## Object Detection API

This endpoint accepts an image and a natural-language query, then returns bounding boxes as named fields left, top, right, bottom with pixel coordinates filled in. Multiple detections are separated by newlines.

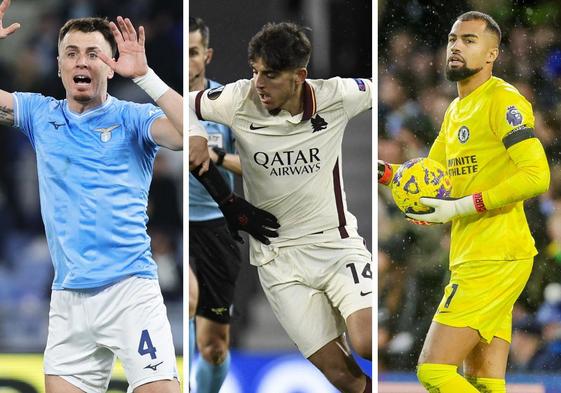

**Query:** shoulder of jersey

left=207, top=79, right=253, bottom=103
left=306, top=77, right=343, bottom=106
left=307, top=77, right=337, bottom=93
left=227, top=79, right=252, bottom=94
left=490, top=77, right=525, bottom=100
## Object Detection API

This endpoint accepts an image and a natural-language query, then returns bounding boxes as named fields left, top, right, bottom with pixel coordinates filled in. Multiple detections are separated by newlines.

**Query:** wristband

left=379, top=162, right=393, bottom=185
left=473, top=192, right=487, bottom=213
left=133, top=68, right=170, bottom=101
left=213, top=146, right=226, bottom=166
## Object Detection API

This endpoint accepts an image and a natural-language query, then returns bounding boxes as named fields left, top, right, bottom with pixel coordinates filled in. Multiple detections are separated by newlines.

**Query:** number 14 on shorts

left=346, top=262, right=372, bottom=296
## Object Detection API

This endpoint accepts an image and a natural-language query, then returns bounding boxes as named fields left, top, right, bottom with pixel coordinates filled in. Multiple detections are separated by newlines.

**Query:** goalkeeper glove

left=405, top=193, right=486, bottom=224
left=191, top=161, right=280, bottom=244
left=218, top=193, right=280, bottom=245
left=378, top=160, right=393, bottom=186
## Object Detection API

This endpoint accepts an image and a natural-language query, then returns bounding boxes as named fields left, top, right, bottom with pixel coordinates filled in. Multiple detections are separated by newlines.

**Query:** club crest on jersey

left=95, top=125, right=119, bottom=142
left=207, top=86, right=224, bottom=100
left=311, top=114, right=328, bottom=132
left=458, top=126, right=470, bottom=144
left=506, top=105, right=523, bottom=126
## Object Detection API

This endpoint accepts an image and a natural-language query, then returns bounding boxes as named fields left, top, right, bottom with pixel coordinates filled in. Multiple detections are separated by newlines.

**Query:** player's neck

left=190, top=76, right=207, bottom=92
left=280, top=83, right=304, bottom=116
left=67, top=94, right=107, bottom=114
left=456, top=69, right=492, bottom=99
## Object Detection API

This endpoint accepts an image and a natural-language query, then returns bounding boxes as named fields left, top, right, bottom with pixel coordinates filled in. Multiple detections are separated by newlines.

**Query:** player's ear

left=486, top=47, right=498, bottom=64
left=107, top=60, right=115, bottom=79
left=295, top=67, right=307, bottom=85
left=57, top=56, right=61, bottom=78
left=205, top=48, right=214, bottom=65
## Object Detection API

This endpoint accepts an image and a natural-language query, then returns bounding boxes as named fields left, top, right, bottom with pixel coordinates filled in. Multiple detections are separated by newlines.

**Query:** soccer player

left=0, top=1, right=183, bottom=391
left=190, top=22, right=372, bottom=393
left=188, top=16, right=243, bottom=393
left=378, top=11, right=550, bottom=392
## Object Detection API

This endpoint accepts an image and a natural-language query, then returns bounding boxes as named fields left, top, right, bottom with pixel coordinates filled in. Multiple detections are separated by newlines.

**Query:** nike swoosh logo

left=144, top=361, right=164, bottom=371
left=437, top=310, right=451, bottom=314
left=360, top=291, right=372, bottom=296
left=249, top=123, right=268, bottom=130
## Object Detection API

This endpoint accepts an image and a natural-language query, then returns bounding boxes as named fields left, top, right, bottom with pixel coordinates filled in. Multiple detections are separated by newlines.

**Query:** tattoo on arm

left=0, top=105, right=14, bottom=126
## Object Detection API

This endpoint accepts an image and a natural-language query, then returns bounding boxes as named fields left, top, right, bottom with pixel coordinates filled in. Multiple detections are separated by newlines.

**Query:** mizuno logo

left=250, top=123, right=268, bottom=130
left=144, top=361, right=163, bottom=371
left=49, top=121, right=65, bottom=130
left=360, top=291, right=372, bottom=296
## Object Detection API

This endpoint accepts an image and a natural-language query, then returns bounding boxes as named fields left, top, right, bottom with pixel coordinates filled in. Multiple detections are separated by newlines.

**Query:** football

left=390, top=157, right=452, bottom=214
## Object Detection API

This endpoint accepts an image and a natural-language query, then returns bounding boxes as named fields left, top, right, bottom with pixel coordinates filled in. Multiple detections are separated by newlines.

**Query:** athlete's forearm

left=0, top=1, right=18, bottom=126
left=220, top=154, right=242, bottom=176
left=156, top=88, right=183, bottom=136
left=0, top=90, right=14, bottom=126
left=132, top=68, right=182, bottom=138
left=191, top=160, right=232, bottom=203
left=483, top=138, right=550, bottom=209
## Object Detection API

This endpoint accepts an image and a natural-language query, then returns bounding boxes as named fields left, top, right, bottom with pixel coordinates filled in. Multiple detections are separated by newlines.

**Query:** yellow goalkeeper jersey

left=428, top=76, right=549, bottom=267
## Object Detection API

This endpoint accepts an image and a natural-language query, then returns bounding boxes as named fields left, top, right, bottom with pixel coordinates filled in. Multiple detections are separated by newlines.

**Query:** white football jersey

left=189, top=77, right=372, bottom=265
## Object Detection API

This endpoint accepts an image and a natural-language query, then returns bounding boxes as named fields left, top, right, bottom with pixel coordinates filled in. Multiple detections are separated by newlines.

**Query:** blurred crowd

left=379, top=0, right=561, bottom=372
left=0, top=0, right=183, bottom=352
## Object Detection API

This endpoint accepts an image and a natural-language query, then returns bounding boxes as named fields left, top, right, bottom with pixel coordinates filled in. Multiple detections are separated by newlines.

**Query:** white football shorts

left=44, top=276, right=178, bottom=393
left=257, top=236, right=372, bottom=358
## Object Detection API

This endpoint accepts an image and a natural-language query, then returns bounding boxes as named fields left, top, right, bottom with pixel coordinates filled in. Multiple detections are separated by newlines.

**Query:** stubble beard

left=445, top=63, right=483, bottom=82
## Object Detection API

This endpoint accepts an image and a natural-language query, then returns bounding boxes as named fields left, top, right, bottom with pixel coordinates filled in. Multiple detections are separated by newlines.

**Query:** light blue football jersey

left=13, top=92, right=164, bottom=289
left=189, top=79, right=236, bottom=221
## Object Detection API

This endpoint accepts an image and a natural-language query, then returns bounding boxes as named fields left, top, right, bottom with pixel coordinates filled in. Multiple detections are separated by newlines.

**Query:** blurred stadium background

left=379, top=1, right=561, bottom=392
left=189, top=0, right=372, bottom=392
left=0, top=0, right=182, bottom=390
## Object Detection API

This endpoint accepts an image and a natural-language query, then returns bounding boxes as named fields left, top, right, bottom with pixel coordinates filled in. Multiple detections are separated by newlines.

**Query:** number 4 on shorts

left=138, top=329, right=157, bottom=359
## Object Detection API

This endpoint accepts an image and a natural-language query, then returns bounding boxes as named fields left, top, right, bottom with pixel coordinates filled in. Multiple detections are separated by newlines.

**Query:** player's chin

left=259, top=101, right=278, bottom=111
left=72, top=92, right=94, bottom=103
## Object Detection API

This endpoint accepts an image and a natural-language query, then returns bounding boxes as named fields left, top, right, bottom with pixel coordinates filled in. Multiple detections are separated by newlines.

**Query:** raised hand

left=98, top=16, right=148, bottom=78
left=0, top=0, right=20, bottom=39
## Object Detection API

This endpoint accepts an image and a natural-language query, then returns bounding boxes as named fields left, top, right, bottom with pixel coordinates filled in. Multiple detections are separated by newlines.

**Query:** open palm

left=99, top=16, right=148, bottom=78
left=0, top=0, right=20, bottom=39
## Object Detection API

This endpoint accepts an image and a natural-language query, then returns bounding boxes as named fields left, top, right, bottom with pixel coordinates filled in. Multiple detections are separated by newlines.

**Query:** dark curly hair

left=248, top=22, right=311, bottom=71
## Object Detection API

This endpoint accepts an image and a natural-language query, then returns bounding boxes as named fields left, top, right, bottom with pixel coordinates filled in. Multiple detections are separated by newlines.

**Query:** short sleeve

left=131, top=102, right=165, bottom=147
left=12, top=92, right=50, bottom=140
left=189, top=80, right=247, bottom=128
left=340, top=77, right=372, bottom=118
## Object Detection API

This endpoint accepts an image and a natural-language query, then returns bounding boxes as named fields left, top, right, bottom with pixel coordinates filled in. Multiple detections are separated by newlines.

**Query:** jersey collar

left=64, top=95, right=114, bottom=118
left=301, top=80, right=317, bottom=121
left=276, top=80, right=317, bottom=124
